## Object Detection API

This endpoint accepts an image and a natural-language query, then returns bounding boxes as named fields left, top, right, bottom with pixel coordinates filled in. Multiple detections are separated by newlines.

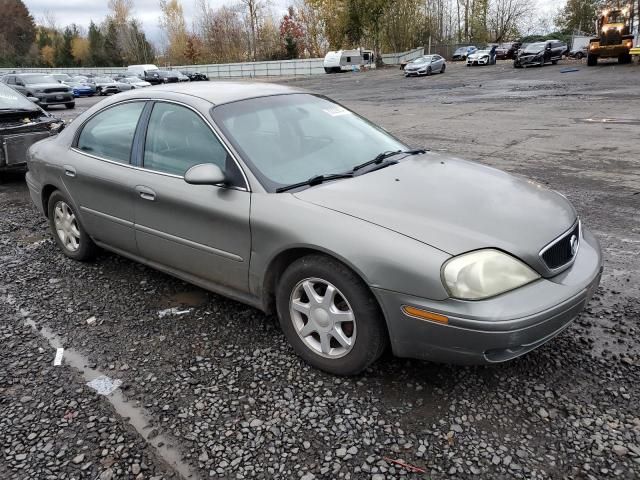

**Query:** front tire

left=426, top=67, right=432, bottom=76
left=65, top=102, right=75, bottom=109
left=47, top=191, right=97, bottom=261
left=440, top=64, right=446, bottom=73
left=587, top=54, right=598, bottom=66
left=276, top=255, right=387, bottom=375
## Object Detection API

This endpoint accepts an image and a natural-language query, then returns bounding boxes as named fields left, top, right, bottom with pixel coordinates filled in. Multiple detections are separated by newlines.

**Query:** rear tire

left=47, top=191, right=97, bottom=262
left=276, top=254, right=387, bottom=376
left=619, top=53, right=632, bottom=64
left=587, top=54, right=598, bottom=66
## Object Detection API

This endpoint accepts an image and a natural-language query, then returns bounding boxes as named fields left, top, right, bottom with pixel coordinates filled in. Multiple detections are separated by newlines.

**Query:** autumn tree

left=0, top=0, right=36, bottom=66
left=280, top=7, right=305, bottom=58
left=159, top=0, right=189, bottom=65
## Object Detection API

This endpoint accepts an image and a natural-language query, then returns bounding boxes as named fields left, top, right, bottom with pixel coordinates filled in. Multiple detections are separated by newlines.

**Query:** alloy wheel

left=53, top=201, right=80, bottom=252
left=289, top=278, right=356, bottom=359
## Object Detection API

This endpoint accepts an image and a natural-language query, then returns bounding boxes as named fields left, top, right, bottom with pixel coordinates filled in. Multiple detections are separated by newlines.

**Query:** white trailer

left=323, top=49, right=374, bottom=73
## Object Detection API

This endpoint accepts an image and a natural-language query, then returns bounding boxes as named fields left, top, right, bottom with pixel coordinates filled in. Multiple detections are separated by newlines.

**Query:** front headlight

left=33, top=88, right=43, bottom=93
left=442, top=249, right=540, bottom=300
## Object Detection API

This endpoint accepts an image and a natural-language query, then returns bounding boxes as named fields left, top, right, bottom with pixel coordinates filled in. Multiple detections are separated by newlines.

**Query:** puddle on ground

left=21, top=315, right=199, bottom=480
left=576, top=117, right=640, bottom=125
left=160, top=290, right=209, bottom=309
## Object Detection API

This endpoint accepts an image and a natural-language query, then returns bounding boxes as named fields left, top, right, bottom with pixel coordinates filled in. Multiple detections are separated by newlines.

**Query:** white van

left=323, top=50, right=374, bottom=73
left=127, top=64, right=159, bottom=79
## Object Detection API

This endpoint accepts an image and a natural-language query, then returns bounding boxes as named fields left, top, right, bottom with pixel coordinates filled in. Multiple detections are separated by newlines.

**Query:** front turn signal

left=402, top=306, right=449, bottom=324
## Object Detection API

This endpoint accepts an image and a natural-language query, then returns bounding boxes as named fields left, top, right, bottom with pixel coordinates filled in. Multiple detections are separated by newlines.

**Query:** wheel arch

left=41, top=184, right=59, bottom=218
left=260, top=246, right=380, bottom=317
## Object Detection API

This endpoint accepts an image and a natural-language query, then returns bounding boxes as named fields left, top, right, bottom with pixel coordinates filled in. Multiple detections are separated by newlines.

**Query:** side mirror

left=184, top=163, right=226, bottom=186
left=27, top=96, right=40, bottom=104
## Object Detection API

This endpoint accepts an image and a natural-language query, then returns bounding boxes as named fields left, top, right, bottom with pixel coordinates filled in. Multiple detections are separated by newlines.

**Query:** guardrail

left=0, top=48, right=425, bottom=78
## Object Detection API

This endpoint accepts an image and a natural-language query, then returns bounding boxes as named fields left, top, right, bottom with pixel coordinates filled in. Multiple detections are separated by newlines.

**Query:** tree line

left=1, top=0, right=634, bottom=68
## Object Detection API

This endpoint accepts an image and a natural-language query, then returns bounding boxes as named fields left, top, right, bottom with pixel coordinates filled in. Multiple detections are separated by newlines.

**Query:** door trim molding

left=135, top=223, right=244, bottom=262
left=80, top=206, right=133, bottom=227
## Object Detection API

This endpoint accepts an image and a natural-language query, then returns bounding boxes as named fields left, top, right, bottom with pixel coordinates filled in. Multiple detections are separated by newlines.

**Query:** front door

left=66, top=101, right=146, bottom=253
left=131, top=101, right=251, bottom=292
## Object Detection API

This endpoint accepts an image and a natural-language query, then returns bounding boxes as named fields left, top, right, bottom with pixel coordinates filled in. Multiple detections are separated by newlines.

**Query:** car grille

left=601, top=30, right=622, bottom=46
left=44, top=88, right=69, bottom=93
left=541, top=222, right=580, bottom=270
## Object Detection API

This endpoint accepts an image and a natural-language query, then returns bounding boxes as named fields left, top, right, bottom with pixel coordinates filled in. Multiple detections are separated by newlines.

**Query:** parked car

left=452, top=46, right=477, bottom=61
left=466, top=49, right=494, bottom=66
left=1, top=73, right=75, bottom=109
left=569, top=46, right=588, bottom=59
left=514, top=40, right=567, bottom=68
left=50, top=73, right=73, bottom=83
left=114, top=79, right=134, bottom=93
left=175, top=71, right=190, bottom=82
left=127, top=64, right=159, bottom=79
left=157, top=70, right=180, bottom=83
left=24, top=82, right=603, bottom=375
left=181, top=71, right=209, bottom=81
left=119, top=77, right=152, bottom=89
left=403, top=55, right=446, bottom=76
left=92, top=76, right=121, bottom=95
left=495, top=42, right=521, bottom=60
left=64, top=80, right=96, bottom=97
left=0, top=82, right=63, bottom=178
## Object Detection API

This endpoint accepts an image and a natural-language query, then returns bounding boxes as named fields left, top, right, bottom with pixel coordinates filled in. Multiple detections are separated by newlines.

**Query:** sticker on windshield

left=323, top=105, right=352, bottom=117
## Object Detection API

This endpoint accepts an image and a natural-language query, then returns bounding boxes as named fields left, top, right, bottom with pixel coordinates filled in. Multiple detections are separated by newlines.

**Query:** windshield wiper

left=351, top=148, right=427, bottom=173
left=275, top=173, right=354, bottom=193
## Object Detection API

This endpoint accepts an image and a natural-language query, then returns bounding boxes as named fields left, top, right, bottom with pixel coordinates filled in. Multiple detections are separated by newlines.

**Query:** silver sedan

left=404, top=55, right=446, bottom=76
left=25, top=82, right=602, bottom=375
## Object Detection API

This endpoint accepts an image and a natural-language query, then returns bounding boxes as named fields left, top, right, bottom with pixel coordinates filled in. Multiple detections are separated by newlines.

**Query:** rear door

left=66, top=100, right=147, bottom=253
left=129, top=100, right=252, bottom=291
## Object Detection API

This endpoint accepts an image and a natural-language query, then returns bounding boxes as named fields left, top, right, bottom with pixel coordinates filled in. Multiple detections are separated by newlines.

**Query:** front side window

left=143, top=102, right=241, bottom=184
left=212, top=94, right=406, bottom=192
left=77, top=102, right=145, bottom=163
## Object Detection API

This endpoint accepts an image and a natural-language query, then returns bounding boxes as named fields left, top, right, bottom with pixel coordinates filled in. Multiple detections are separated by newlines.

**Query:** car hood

left=469, top=51, right=489, bottom=58
left=293, top=153, right=576, bottom=276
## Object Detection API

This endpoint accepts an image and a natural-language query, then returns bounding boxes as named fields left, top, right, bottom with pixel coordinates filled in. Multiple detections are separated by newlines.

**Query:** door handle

left=63, top=165, right=76, bottom=178
left=135, top=185, right=156, bottom=201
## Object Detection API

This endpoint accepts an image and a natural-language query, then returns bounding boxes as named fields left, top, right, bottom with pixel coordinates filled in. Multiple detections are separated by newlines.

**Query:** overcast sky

left=23, top=0, right=562, bottom=46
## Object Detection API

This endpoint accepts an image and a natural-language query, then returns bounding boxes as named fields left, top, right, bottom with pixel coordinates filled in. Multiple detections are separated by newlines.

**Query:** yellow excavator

left=587, top=5, right=635, bottom=65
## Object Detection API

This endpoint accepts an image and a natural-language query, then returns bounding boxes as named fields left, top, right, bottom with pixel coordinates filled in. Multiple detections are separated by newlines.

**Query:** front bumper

left=404, top=69, right=426, bottom=76
left=374, top=227, right=603, bottom=365
left=467, top=58, right=489, bottom=65
left=36, top=93, right=74, bottom=105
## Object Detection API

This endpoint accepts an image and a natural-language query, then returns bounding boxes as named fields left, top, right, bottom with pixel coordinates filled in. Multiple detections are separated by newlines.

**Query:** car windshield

left=124, top=77, right=139, bottom=82
left=22, top=75, right=56, bottom=84
left=524, top=43, right=546, bottom=53
left=0, top=83, right=37, bottom=110
left=415, top=56, right=432, bottom=63
left=455, top=48, right=466, bottom=54
left=212, top=94, right=407, bottom=192
left=94, top=77, right=113, bottom=82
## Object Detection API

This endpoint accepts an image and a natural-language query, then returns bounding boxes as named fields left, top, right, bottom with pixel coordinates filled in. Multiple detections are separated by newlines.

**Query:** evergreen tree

left=555, top=0, right=604, bottom=34
left=88, top=21, right=105, bottom=66
left=103, top=19, right=123, bottom=66
left=54, top=26, right=75, bottom=67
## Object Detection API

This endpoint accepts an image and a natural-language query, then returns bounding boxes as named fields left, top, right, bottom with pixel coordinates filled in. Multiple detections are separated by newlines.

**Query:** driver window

left=143, top=102, right=242, bottom=185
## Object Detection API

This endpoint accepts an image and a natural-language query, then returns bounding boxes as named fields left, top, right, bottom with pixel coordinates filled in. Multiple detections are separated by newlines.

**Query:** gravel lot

left=1, top=59, right=639, bottom=480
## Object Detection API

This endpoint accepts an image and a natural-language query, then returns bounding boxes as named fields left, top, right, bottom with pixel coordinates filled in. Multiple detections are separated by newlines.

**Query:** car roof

left=120, top=81, right=304, bottom=106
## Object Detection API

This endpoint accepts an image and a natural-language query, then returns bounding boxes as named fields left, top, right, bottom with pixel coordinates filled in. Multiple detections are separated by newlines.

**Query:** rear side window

left=77, top=102, right=145, bottom=164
